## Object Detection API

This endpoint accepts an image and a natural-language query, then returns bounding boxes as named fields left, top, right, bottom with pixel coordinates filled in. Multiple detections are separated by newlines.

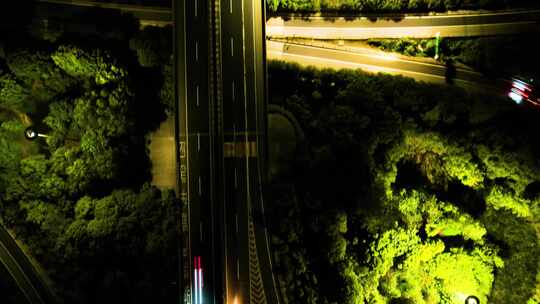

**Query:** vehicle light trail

left=198, top=256, right=203, bottom=304
left=193, top=256, right=203, bottom=304
left=194, top=257, right=198, bottom=304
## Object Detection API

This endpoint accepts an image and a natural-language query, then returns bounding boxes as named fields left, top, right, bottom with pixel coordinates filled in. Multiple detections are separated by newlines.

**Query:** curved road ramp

left=0, top=225, right=58, bottom=304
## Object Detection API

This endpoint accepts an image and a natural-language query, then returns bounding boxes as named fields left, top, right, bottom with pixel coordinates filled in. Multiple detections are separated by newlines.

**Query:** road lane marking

left=194, top=0, right=197, bottom=17
left=234, top=167, right=238, bottom=189
left=198, top=176, right=202, bottom=195
left=200, top=222, right=203, bottom=241
left=223, top=141, right=258, bottom=158
left=230, top=37, right=234, bottom=56
left=197, top=132, right=200, bottom=151
left=195, top=41, right=198, bottom=62
left=235, top=214, right=239, bottom=234
left=231, top=81, right=235, bottom=102
left=196, top=85, right=199, bottom=106
left=229, top=0, right=233, bottom=14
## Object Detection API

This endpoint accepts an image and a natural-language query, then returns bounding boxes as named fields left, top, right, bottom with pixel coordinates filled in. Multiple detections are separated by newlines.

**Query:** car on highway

left=507, top=76, right=539, bottom=107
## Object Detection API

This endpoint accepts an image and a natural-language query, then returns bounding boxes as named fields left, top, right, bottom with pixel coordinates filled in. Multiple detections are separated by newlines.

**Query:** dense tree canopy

left=51, top=45, right=126, bottom=85
left=0, top=23, right=177, bottom=303
left=267, top=60, right=540, bottom=304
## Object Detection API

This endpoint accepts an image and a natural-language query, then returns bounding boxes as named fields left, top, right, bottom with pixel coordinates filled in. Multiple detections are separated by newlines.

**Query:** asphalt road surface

left=266, top=10, right=540, bottom=38
left=0, top=227, right=56, bottom=304
left=266, top=39, right=508, bottom=94
left=174, top=0, right=223, bottom=303
left=219, top=0, right=279, bottom=303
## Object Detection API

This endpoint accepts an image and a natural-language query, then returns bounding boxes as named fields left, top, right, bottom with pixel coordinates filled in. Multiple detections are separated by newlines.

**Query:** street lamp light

left=24, top=127, right=48, bottom=140
left=24, top=127, right=38, bottom=140
left=465, top=295, right=480, bottom=304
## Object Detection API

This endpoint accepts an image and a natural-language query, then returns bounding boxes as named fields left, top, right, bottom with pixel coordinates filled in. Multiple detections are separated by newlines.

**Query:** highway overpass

left=17, top=2, right=533, bottom=304
left=174, top=0, right=279, bottom=303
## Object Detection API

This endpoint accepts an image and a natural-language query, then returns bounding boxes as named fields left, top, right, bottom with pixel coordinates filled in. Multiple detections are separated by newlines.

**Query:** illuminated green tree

left=0, top=73, right=30, bottom=112
left=5, top=48, right=76, bottom=99
left=51, top=45, right=126, bottom=85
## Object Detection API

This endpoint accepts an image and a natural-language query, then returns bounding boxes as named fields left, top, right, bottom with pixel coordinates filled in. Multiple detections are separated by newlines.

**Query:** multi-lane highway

left=175, top=0, right=280, bottom=302
left=218, top=0, right=279, bottom=303
left=174, top=0, right=222, bottom=303
left=176, top=0, right=280, bottom=302
left=219, top=0, right=278, bottom=303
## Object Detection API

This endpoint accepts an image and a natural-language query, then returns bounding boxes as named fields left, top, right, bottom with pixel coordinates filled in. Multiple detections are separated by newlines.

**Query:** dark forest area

left=0, top=4, right=179, bottom=303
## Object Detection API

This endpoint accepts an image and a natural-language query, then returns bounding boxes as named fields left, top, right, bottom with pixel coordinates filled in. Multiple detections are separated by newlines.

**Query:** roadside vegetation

left=266, top=60, right=540, bottom=304
left=0, top=13, right=178, bottom=303
left=267, top=0, right=538, bottom=13
left=367, top=35, right=540, bottom=78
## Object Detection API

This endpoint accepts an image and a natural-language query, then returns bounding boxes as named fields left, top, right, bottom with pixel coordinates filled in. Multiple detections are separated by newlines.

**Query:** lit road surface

left=35, top=0, right=540, bottom=38
left=266, top=39, right=507, bottom=93
left=220, top=0, right=279, bottom=303
left=0, top=226, right=56, bottom=304
left=266, top=10, right=540, bottom=38
left=174, top=0, right=222, bottom=303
